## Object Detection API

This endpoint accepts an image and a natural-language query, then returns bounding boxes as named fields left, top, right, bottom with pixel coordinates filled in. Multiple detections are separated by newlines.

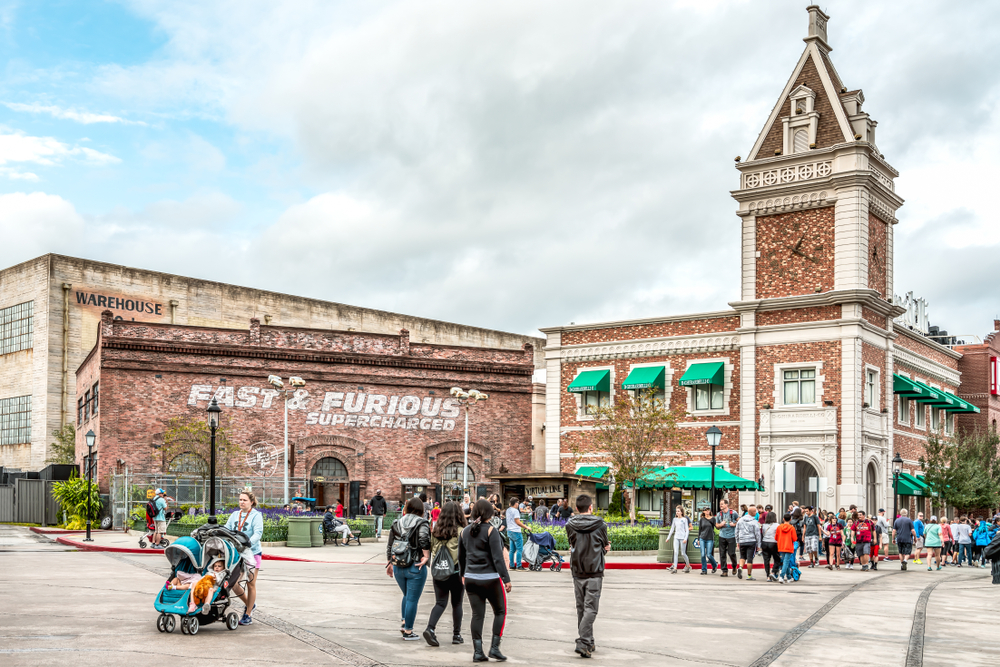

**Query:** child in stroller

left=154, top=527, right=248, bottom=635
left=522, top=531, right=564, bottom=571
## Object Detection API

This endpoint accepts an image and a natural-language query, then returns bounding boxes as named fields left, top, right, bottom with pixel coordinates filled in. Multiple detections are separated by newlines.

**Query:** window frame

left=914, top=401, right=926, bottom=429
left=864, top=368, right=879, bottom=409
left=897, top=395, right=909, bottom=425
left=91, top=382, right=99, bottom=417
left=683, top=358, right=732, bottom=417
left=782, top=368, right=817, bottom=406
left=0, top=301, right=34, bottom=356
left=571, top=365, right=614, bottom=421
left=0, top=395, right=32, bottom=446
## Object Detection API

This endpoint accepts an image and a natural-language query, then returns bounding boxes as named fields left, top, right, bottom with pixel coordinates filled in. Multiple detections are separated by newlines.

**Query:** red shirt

left=431, top=507, right=441, bottom=521
left=335, top=504, right=344, bottom=518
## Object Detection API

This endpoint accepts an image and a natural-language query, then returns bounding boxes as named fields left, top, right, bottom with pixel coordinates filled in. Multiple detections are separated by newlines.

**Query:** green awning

left=625, top=466, right=759, bottom=491
left=678, top=362, right=725, bottom=387
left=893, top=374, right=925, bottom=396
left=915, top=474, right=939, bottom=497
left=567, top=369, right=611, bottom=393
left=621, top=366, right=666, bottom=391
left=940, top=392, right=980, bottom=414
left=896, top=472, right=930, bottom=497
left=576, top=465, right=610, bottom=490
left=893, top=375, right=978, bottom=412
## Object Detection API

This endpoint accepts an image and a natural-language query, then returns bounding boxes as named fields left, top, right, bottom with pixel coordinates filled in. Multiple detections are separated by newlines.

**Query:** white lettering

left=381, top=416, right=395, bottom=428
left=440, top=398, right=461, bottom=418
left=356, top=415, right=370, bottom=427
left=387, top=396, right=399, bottom=414
left=431, top=419, right=443, bottom=431
left=369, top=416, right=383, bottom=427
left=188, top=384, right=212, bottom=406
left=364, top=394, right=387, bottom=414
left=345, top=415, right=358, bottom=426
left=322, top=392, right=344, bottom=411
left=443, top=419, right=456, bottom=431
left=306, top=412, right=319, bottom=425
left=319, top=413, right=332, bottom=425
left=344, top=392, right=365, bottom=413
left=236, top=386, right=259, bottom=408
left=421, top=397, right=442, bottom=417
left=213, top=386, right=235, bottom=407
left=406, top=417, right=420, bottom=429
left=287, top=388, right=311, bottom=410
left=419, top=418, right=432, bottom=429
left=333, top=414, right=345, bottom=425
left=398, top=396, right=420, bottom=416
left=260, top=388, right=279, bottom=409
left=394, top=417, right=407, bottom=429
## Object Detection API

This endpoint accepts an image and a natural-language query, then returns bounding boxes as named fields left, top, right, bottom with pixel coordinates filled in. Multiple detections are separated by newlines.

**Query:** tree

left=160, top=415, right=246, bottom=505
left=920, top=430, right=1000, bottom=514
left=46, top=423, right=76, bottom=465
left=587, top=389, right=688, bottom=525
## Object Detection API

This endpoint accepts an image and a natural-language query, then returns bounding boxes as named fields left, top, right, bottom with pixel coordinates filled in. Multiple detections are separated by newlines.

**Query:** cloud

left=3, top=102, right=147, bottom=125
left=0, top=192, right=85, bottom=268
left=0, top=129, right=121, bottom=167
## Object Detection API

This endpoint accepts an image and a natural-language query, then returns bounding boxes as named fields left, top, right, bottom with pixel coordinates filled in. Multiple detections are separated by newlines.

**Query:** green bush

left=51, top=475, right=102, bottom=525
left=528, top=524, right=659, bottom=551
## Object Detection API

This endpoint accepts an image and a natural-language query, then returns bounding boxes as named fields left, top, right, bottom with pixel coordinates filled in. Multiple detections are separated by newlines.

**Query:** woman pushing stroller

left=225, top=490, right=263, bottom=626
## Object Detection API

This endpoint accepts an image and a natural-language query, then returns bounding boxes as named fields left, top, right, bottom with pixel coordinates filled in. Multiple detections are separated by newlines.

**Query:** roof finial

left=805, top=5, right=831, bottom=51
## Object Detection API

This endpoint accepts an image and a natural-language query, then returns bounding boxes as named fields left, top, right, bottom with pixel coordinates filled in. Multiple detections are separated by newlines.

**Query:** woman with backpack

left=459, top=498, right=512, bottom=662
left=824, top=513, right=843, bottom=570
left=423, top=501, right=467, bottom=647
left=973, top=518, right=991, bottom=568
left=386, top=497, right=432, bottom=641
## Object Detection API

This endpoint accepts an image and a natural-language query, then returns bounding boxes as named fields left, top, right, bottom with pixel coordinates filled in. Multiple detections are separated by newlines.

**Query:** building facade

left=76, top=311, right=536, bottom=505
left=0, top=254, right=543, bottom=470
left=540, top=7, right=979, bottom=518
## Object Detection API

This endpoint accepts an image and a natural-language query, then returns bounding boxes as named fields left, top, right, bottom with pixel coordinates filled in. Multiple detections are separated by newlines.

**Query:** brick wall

left=756, top=305, right=840, bottom=327
left=861, top=342, right=887, bottom=412
left=868, top=213, right=889, bottom=298
left=861, top=307, right=887, bottom=330
left=894, top=329, right=959, bottom=369
left=955, top=328, right=1000, bottom=436
left=755, top=207, right=836, bottom=299
left=561, top=316, right=739, bottom=346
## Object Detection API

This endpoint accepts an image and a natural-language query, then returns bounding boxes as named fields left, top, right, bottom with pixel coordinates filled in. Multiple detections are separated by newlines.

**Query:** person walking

left=697, top=508, right=719, bottom=575
left=566, top=494, right=610, bottom=659
left=386, top=497, right=431, bottom=640
left=912, top=511, right=926, bottom=565
left=954, top=515, right=973, bottom=566
left=893, top=508, right=915, bottom=571
left=505, top=497, right=527, bottom=570
left=226, top=490, right=264, bottom=625
left=424, top=501, right=466, bottom=647
left=940, top=517, right=953, bottom=567
left=775, top=513, right=797, bottom=584
left=715, top=500, right=739, bottom=577
left=760, top=511, right=780, bottom=581
left=949, top=516, right=961, bottom=564
left=874, top=509, right=892, bottom=571
left=370, top=489, right=387, bottom=539
left=790, top=507, right=804, bottom=562
left=534, top=500, right=549, bottom=522
left=151, top=488, right=171, bottom=548
left=973, top=517, right=992, bottom=568
left=824, top=513, right=843, bottom=570
left=735, top=505, right=762, bottom=580
left=665, top=505, right=692, bottom=573
left=459, top=498, right=512, bottom=662
left=431, top=502, right=442, bottom=529
left=802, top=507, right=821, bottom=568
left=924, top=516, right=943, bottom=571
left=851, top=510, right=876, bottom=572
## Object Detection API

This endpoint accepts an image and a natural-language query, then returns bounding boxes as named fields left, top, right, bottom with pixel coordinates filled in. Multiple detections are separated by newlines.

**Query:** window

left=865, top=369, right=878, bottom=408
left=0, top=301, right=33, bottom=355
left=636, top=490, right=662, bottom=513
left=596, top=489, right=609, bottom=510
left=83, top=390, right=91, bottom=422
left=915, top=403, right=925, bottom=428
left=77, top=398, right=85, bottom=426
left=91, top=382, right=99, bottom=417
left=694, top=384, right=724, bottom=410
left=931, top=407, right=940, bottom=431
left=783, top=369, right=816, bottom=405
left=442, top=461, right=474, bottom=483
left=0, top=395, right=31, bottom=445
left=168, top=452, right=207, bottom=475
left=793, top=128, right=809, bottom=153
left=311, top=457, right=348, bottom=479
left=629, top=388, right=666, bottom=405
left=898, top=396, right=909, bottom=424
left=945, top=412, right=954, bottom=435
left=580, top=390, right=609, bottom=415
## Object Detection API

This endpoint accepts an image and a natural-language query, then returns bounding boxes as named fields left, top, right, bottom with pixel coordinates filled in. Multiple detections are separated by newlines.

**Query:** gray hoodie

left=736, top=513, right=762, bottom=547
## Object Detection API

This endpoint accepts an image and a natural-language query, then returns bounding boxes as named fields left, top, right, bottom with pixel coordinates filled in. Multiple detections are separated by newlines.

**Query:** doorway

left=778, top=460, right=821, bottom=511
left=866, top=462, right=878, bottom=516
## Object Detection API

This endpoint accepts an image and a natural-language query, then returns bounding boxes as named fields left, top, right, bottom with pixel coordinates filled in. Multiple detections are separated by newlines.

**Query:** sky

left=1, top=0, right=999, bottom=341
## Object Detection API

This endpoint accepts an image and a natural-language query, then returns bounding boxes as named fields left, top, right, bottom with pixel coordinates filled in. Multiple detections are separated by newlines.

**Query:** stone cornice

left=729, top=289, right=905, bottom=318
left=892, top=346, right=961, bottom=386
left=538, top=310, right=739, bottom=335
left=553, top=332, right=739, bottom=362
left=895, top=327, right=963, bottom=361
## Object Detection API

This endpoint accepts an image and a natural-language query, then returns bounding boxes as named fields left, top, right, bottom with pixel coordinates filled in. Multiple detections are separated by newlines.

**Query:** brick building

left=0, top=254, right=542, bottom=471
left=76, top=311, right=536, bottom=507
left=954, top=320, right=1000, bottom=436
left=540, top=7, right=980, bottom=518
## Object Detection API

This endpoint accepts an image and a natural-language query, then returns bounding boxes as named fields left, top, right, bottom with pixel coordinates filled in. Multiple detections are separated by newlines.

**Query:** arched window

left=442, top=461, right=474, bottom=483
left=168, top=452, right=207, bottom=475
left=311, top=457, right=348, bottom=479
left=866, top=462, right=878, bottom=516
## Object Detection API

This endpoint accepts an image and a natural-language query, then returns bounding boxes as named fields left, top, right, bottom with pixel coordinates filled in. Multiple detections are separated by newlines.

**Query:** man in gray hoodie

left=735, top=504, right=762, bottom=580
left=566, top=494, right=610, bottom=659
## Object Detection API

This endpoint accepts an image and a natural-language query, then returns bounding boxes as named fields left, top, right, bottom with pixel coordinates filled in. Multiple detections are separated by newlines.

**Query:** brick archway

left=296, top=434, right=366, bottom=481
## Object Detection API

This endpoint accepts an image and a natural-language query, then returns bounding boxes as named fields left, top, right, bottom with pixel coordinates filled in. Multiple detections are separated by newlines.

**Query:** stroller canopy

left=165, top=536, right=203, bottom=570
left=529, top=532, right=557, bottom=550
left=202, top=536, right=242, bottom=570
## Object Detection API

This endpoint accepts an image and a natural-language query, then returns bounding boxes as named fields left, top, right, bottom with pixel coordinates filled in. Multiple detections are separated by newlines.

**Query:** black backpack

left=390, top=518, right=427, bottom=568
left=145, top=500, right=157, bottom=523
left=431, top=540, right=458, bottom=581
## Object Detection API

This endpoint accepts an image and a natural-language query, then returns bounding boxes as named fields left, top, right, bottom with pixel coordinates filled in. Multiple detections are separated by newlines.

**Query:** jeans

left=699, top=539, right=718, bottom=572
left=393, top=563, right=427, bottom=631
left=959, top=543, right=973, bottom=565
left=509, top=531, right=524, bottom=568
left=780, top=552, right=795, bottom=580
left=375, top=514, right=384, bottom=538
left=574, top=577, right=603, bottom=648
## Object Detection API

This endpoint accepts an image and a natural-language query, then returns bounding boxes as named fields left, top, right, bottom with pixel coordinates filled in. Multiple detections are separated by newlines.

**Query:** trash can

left=310, top=516, right=323, bottom=547
left=287, top=516, right=312, bottom=548
left=657, top=527, right=702, bottom=564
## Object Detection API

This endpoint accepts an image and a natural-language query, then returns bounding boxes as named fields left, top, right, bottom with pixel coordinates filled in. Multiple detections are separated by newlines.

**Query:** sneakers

left=402, top=632, right=420, bottom=641
left=901, top=560, right=908, bottom=571
left=861, top=564, right=869, bottom=571
left=239, top=614, right=252, bottom=625
left=700, top=570, right=708, bottom=575
left=669, top=567, right=677, bottom=574
left=423, top=629, right=439, bottom=647
left=453, top=633, right=464, bottom=645
left=712, top=565, right=718, bottom=573
left=826, top=564, right=833, bottom=570
left=575, top=642, right=593, bottom=659
left=913, top=559, right=922, bottom=564
left=747, top=573, right=754, bottom=580
left=779, top=577, right=785, bottom=584
left=737, top=568, right=743, bottom=579
left=684, top=565, right=691, bottom=573
left=720, top=571, right=729, bottom=578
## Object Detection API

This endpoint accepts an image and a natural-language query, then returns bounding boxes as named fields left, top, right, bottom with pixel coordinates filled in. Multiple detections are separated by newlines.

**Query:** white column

left=739, top=319, right=757, bottom=505
left=742, top=216, right=757, bottom=301
left=833, top=186, right=869, bottom=291
left=839, top=334, right=864, bottom=508
left=544, top=331, right=563, bottom=473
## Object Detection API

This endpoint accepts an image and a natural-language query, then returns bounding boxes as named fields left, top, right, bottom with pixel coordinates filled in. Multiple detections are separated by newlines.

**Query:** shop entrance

left=777, top=460, right=822, bottom=511
left=311, top=457, right=349, bottom=508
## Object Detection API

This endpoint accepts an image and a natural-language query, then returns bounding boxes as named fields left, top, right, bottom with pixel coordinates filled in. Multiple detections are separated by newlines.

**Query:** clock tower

left=730, top=6, right=905, bottom=510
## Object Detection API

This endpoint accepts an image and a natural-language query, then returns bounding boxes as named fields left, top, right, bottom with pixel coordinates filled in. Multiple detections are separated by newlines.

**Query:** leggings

left=426, top=573, right=464, bottom=633
left=465, top=578, right=507, bottom=641
left=673, top=538, right=690, bottom=569
left=761, top=542, right=780, bottom=576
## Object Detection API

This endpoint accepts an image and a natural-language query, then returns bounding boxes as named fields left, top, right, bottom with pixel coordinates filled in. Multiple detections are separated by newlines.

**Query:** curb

left=31, top=527, right=88, bottom=535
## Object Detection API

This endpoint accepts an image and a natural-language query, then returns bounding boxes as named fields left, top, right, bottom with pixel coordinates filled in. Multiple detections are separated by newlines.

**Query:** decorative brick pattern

left=868, top=213, right=888, bottom=298
left=561, top=317, right=739, bottom=346
left=861, top=307, right=887, bottom=330
left=755, top=207, right=836, bottom=298
left=894, top=329, right=958, bottom=368
left=757, top=305, right=840, bottom=327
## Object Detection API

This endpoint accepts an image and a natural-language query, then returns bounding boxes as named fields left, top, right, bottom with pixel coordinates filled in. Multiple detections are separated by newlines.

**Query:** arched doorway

left=442, top=461, right=475, bottom=501
left=866, top=462, right=878, bottom=516
left=311, top=457, right=349, bottom=508
left=778, top=459, right=821, bottom=512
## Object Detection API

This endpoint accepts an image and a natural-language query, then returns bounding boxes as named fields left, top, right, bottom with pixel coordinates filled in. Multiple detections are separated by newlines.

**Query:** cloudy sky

left=1, top=0, right=998, bottom=340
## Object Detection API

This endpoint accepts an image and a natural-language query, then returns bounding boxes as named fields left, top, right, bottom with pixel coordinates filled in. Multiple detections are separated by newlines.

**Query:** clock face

left=870, top=242, right=882, bottom=274
left=763, top=221, right=825, bottom=279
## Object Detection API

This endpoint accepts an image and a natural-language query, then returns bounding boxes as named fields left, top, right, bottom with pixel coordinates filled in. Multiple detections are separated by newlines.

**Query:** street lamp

left=206, top=398, right=222, bottom=524
left=450, top=387, right=489, bottom=497
left=892, top=452, right=903, bottom=524
left=84, top=430, right=96, bottom=542
left=269, top=375, right=306, bottom=506
left=705, top=426, right=722, bottom=514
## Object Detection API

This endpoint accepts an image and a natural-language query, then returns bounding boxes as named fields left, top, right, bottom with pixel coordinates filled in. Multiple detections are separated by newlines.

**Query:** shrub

left=51, top=475, right=102, bottom=525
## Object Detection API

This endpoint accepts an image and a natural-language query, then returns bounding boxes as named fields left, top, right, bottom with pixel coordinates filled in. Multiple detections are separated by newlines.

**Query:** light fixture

left=268, top=375, right=284, bottom=389
left=85, top=429, right=96, bottom=450
left=892, top=452, right=903, bottom=474
left=705, top=426, right=722, bottom=449
left=207, top=397, right=221, bottom=429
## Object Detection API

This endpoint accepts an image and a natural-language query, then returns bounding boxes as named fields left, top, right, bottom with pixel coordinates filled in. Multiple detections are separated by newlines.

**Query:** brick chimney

left=523, top=342, right=534, bottom=362
left=994, top=319, right=1000, bottom=332
left=100, top=309, right=114, bottom=337
left=399, top=329, right=410, bottom=355
left=249, top=318, right=261, bottom=345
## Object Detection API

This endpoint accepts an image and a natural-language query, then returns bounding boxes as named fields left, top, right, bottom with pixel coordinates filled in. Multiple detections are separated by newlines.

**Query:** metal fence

left=109, top=472, right=308, bottom=529
left=0, top=479, right=62, bottom=525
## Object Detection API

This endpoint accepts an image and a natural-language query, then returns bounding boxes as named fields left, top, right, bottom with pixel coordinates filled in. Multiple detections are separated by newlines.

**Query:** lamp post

left=84, top=430, right=96, bottom=542
left=268, top=375, right=306, bottom=506
left=892, top=452, right=903, bottom=524
left=450, top=387, right=489, bottom=497
left=206, top=398, right=222, bottom=524
left=705, top=426, right=722, bottom=514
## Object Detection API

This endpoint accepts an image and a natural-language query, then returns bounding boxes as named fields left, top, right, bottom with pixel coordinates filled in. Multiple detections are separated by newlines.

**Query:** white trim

left=682, top=356, right=734, bottom=417
left=806, top=42, right=855, bottom=145
left=557, top=333, right=739, bottom=362
left=545, top=331, right=562, bottom=473
left=539, top=310, right=739, bottom=335
left=864, top=364, right=881, bottom=410
left=892, top=345, right=961, bottom=386
left=774, top=361, right=825, bottom=408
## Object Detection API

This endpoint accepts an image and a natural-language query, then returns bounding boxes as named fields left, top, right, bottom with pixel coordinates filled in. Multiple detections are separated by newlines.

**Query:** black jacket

left=459, top=522, right=511, bottom=584
left=385, top=513, right=431, bottom=563
left=370, top=494, right=387, bottom=516
left=566, top=514, right=608, bottom=579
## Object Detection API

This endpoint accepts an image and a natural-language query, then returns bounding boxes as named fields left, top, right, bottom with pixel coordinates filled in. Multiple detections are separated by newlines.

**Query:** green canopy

left=896, top=472, right=930, bottom=497
left=621, top=366, right=666, bottom=391
left=567, top=369, right=611, bottom=393
left=915, top=474, right=939, bottom=497
left=625, top=466, right=759, bottom=491
left=893, top=375, right=979, bottom=414
left=576, top=465, right=610, bottom=490
left=939, top=392, right=980, bottom=414
left=678, top=362, right=725, bottom=387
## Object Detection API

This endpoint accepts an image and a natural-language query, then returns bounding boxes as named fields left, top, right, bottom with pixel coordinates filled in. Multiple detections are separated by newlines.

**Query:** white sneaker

left=779, top=577, right=785, bottom=584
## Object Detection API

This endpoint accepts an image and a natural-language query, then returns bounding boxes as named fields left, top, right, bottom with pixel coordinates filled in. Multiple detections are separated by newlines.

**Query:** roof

left=624, top=466, right=759, bottom=491
left=399, top=478, right=432, bottom=486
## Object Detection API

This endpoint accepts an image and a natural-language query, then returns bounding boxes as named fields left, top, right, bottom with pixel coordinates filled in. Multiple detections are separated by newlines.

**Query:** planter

left=310, top=516, right=323, bottom=547
left=286, top=517, right=313, bottom=548
left=656, top=528, right=704, bottom=564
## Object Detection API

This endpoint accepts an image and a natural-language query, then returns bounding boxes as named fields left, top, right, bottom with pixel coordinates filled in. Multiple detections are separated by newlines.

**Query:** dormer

left=781, top=85, right=819, bottom=154
left=841, top=89, right=878, bottom=145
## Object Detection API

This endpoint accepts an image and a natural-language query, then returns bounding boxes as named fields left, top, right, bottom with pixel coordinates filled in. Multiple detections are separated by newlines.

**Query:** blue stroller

left=154, top=526, right=248, bottom=635
left=523, top=531, right=564, bottom=572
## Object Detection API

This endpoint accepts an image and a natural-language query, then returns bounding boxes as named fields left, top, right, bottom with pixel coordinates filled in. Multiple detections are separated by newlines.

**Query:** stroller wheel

left=180, top=618, right=189, bottom=634
left=552, top=562, right=562, bottom=572
left=156, top=614, right=166, bottom=632
left=163, top=615, right=176, bottom=633
left=225, top=611, right=240, bottom=631
left=158, top=537, right=169, bottom=548
left=138, top=539, right=147, bottom=549
left=187, top=616, right=199, bottom=635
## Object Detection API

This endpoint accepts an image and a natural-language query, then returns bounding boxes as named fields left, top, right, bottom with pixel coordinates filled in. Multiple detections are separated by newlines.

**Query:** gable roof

left=748, top=43, right=855, bottom=161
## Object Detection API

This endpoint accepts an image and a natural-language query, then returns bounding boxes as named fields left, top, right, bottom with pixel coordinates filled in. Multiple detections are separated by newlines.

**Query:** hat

left=155, top=488, right=165, bottom=495
left=878, top=508, right=885, bottom=513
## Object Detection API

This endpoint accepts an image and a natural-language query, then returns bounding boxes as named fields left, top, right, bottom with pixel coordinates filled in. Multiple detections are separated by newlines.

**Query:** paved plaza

left=1, top=525, right=998, bottom=667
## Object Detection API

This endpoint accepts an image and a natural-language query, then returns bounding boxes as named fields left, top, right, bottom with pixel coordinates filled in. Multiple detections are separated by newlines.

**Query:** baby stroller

left=139, top=507, right=182, bottom=549
left=153, top=525, right=248, bottom=635
left=523, top=531, right=564, bottom=572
